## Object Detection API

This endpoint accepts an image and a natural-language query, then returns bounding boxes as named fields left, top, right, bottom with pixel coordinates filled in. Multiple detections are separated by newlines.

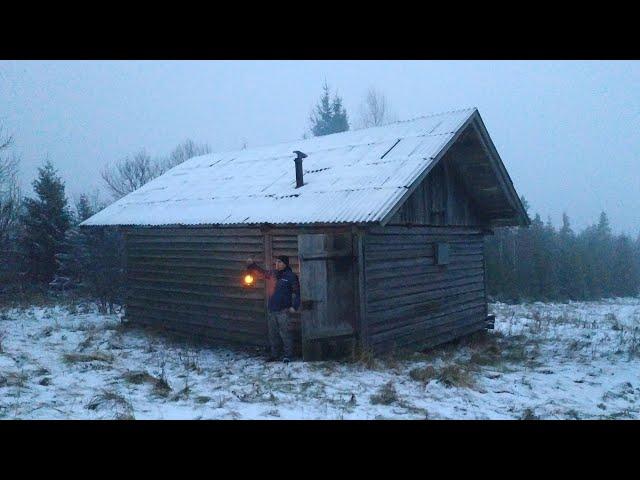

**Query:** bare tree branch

left=0, top=127, right=12, bottom=152
left=160, top=139, right=211, bottom=172
left=0, top=128, right=17, bottom=182
left=0, top=127, right=21, bottom=259
left=358, top=87, right=396, bottom=128
left=101, top=140, right=212, bottom=201
left=101, top=150, right=161, bottom=200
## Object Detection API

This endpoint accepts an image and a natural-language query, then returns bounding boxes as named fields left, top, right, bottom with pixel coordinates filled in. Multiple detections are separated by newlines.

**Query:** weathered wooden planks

left=371, top=314, right=486, bottom=353
left=388, top=156, right=485, bottom=227
left=124, top=227, right=268, bottom=345
left=363, top=226, right=488, bottom=354
left=124, top=226, right=309, bottom=351
left=298, top=232, right=356, bottom=360
left=123, top=222, right=488, bottom=359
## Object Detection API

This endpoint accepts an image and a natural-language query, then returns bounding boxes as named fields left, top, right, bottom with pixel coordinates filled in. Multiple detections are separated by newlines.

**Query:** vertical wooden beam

left=298, top=233, right=327, bottom=361
left=263, top=229, right=272, bottom=334
left=122, top=228, right=130, bottom=321
left=444, top=158, right=453, bottom=225
left=482, top=236, right=488, bottom=318
left=356, top=231, right=370, bottom=351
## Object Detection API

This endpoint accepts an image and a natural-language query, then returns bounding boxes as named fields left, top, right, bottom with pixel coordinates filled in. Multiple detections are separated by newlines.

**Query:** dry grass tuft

left=122, top=370, right=157, bottom=385
left=62, top=352, right=113, bottom=364
left=0, top=371, right=29, bottom=388
left=352, top=347, right=378, bottom=369
left=437, top=364, right=476, bottom=389
left=122, top=369, right=172, bottom=397
left=86, top=389, right=135, bottom=419
left=519, top=408, right=540, bottom=420
left=152, top=375, right=172, bottom=397
left=171, top=383, right=191, bottom=401
left=605, top=312, right=622, bottom=331
left=370, top=381, right=398, bottom=405
left=77, top=332, right=94, bottom=351
left=466, top=332, right=503, bottom=366
left=409, top=365, right=438, bottom=383
left=213, top=395, right=229, bottom=409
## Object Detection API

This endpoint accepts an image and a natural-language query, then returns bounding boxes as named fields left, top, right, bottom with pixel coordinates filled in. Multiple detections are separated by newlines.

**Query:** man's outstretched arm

left=246, top=256, right=273, bottom=278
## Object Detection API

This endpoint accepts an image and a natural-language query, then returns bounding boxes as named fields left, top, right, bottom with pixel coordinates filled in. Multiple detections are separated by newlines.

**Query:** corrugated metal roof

left=82, top=108, right=477, bottom=227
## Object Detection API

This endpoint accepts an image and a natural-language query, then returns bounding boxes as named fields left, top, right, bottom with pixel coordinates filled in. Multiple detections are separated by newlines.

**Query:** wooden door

left=298, top=233, right=356, bottom=361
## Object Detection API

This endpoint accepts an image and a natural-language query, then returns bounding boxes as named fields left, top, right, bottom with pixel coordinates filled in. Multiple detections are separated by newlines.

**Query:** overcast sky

left=0, top=60, right=638, bottom=235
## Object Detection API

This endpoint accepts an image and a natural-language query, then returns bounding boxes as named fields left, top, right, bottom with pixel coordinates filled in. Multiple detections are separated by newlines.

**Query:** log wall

left=123, top=220, right=488, bottom=357
left=362, top=226, right=488, bottom=354
left=124, top=227, right=269, bottom=346
left=124, top=226, right=309, bottom=350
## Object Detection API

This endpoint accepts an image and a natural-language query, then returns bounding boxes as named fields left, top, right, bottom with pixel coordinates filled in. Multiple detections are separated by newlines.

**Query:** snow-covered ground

left=1, top=297, right=639, bottom=419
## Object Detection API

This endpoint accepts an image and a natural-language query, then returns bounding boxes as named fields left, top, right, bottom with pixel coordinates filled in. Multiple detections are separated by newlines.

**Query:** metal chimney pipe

left=293, top=150, right=307, bottom=188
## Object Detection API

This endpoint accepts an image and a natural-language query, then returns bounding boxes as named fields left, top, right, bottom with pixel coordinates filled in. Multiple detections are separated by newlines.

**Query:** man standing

left=246, top=255, right=300, bottom=362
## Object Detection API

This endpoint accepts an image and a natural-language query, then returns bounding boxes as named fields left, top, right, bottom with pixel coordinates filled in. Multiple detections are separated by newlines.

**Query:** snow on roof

left=82, top=108, right=477, bottom=227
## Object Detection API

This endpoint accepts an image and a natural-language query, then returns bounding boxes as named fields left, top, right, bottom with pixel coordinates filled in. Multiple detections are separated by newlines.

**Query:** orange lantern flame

left=244, top=274, right=254, bottom=286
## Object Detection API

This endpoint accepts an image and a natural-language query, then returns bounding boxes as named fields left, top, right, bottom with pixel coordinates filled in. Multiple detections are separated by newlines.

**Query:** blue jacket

left=248, top=263, right=301, bottom=312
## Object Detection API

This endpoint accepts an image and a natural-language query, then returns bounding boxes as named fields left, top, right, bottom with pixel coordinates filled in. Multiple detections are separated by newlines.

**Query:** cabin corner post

left=482, top=234, right=488, bottom=319
left=122, top=227, right=130, bottom=322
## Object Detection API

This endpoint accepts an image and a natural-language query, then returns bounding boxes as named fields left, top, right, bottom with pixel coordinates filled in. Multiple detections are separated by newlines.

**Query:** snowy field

left=1, top=297, right=639, bottom=420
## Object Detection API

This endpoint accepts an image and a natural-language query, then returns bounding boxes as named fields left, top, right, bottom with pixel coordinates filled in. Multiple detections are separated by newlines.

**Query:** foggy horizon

left=1, top=60, right=638, bottom=235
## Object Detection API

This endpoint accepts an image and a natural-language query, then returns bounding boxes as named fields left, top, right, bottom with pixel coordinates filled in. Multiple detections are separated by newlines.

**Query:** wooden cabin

left=82, top=108, right=529, bottom=360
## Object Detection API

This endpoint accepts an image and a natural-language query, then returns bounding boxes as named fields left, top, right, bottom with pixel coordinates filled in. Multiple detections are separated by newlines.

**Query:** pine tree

left=53, top=194, right=126, bottom=312
left=540, top=216, right=559, bottom=299
left=597, top=211, right=611, bottom=236
left=76, top=226, right=126, bottom=313
left=310, top=82, right=349, bottom=136
left=514, top=196, right=533, bottom=300
left=331, top=93, right=349, bottom=133
left=557, top=213, right=587, bottom=300
left=610, top=235, right=638, bottom=297
left=529, top=214, right=546, bottom=299
left=485, top=206, right=639, bottom=303
left=593, top=211, right=614, bottom=298
left=75, top=194, right=94, bottom=223
left=20, top=161, right=72, bottom=284
left=51, top=224, right=84, bottom=290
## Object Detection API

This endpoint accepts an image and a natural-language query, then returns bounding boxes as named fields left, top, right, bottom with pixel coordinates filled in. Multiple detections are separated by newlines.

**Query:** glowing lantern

left=243, top=273, right=255, bottom=287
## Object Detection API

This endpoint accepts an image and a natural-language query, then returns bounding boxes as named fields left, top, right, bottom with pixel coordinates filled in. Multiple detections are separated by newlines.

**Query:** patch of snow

left=1, top=297, right=639, bottom=419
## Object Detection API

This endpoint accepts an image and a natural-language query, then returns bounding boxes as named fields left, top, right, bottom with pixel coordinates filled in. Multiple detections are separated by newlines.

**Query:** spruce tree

left=541, top=216, right=559, bottom=299
left=557, top=213, right=587, bottom=299
left=591, top=211, right=614, bottom=298
left=485, top=206, right=639, bottom=303
left=331, top=93, right=349, bottom=133
left=529, top=214, right=546, bottom=299
left=53, top=193, right=125, bottom=311
left=20, top=161, right=72, bottom=284
left=75, top=194, right=94, bottom=223
left=515, top=196, right=534, bottom=300
left=610, top=234, right=638, bottom=297
left=310, top=82, right=350, bottom=136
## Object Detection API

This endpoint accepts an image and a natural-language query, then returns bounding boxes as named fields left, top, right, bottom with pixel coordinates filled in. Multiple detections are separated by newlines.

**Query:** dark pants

left=268, top=310, right=294, bottom=358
